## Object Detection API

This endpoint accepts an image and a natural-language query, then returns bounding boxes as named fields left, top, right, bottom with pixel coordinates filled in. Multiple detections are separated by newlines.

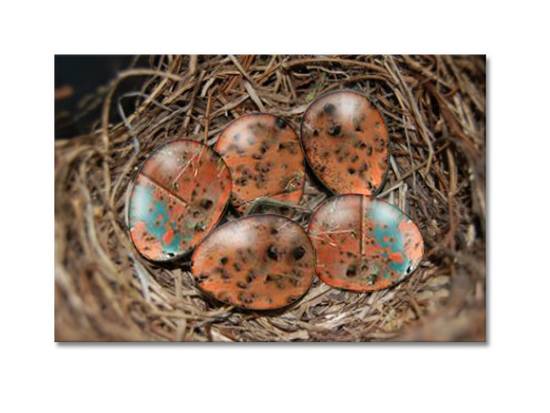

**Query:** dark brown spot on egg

left=246, top=272, right=255, bottom=283
left=328, top=124, right=341, bottom=137
left=346, top=265, right=357, bottom=277
left=275, top=117, right=287, bottom=129
left=292, top=245, right=306, bottom=260
left=267, top=244, right=279, bottom=261
left=287, top=295, right=299, bottom=303
left=235, top=177, right=248, bottom=186
left=200, top=199, right=213, bottom=210
left=323, top=103, right=335, bottom=115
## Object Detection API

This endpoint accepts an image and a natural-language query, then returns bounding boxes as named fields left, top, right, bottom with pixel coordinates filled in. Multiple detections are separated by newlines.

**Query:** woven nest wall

left=55, top=55, right=486, bottom=342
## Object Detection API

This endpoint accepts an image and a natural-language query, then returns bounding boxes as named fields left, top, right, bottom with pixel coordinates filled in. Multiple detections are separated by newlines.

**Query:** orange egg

left=128, top=139, right=232, bottom=262
left=214, top=113, right=305, bottom=213
left=191, top=214, right=315, bottom=310
left=308, top=195, right=423, bottom=292
left=301, top=90, right=389, bottom=195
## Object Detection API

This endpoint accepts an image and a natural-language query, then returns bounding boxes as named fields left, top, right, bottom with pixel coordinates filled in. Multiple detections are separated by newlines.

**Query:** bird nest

left=55, top=55, right=486, bottom=341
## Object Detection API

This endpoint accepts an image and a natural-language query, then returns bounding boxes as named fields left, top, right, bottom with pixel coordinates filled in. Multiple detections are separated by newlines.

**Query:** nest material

left=55, top=55, right=486, bottom=341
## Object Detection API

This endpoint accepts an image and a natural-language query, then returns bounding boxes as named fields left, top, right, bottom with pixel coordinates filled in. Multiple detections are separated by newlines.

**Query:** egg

left=308, top=195, right=423, bottom=291
left=191, top=214, right=315, bottom=310
left=128, top=139, right=231, bottom=262
left=301, top=90, right=389, bottom=195
left=214, top=113, right=305, bottom=213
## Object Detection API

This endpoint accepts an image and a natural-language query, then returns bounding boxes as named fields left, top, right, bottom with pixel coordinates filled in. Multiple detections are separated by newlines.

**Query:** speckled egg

left=308, top=195, right=423, bottom=292
left=191, top=214, right=315, bottom=310
left=301, top=90, right=389, bottom=195
left=214, top=113, right=306, bottom=213
left=128, top=139, right=232, bottom=262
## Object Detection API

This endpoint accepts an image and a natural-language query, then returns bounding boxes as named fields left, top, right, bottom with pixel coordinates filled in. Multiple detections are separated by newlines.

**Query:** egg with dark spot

left=301, top=90, right=389, bottom=195
left=191, top=214, right=315, bottom=310
left=128, top=139, right=232, bottom=262
left=214, top=114, right=306, bottom=213
left=308, top=195, right=423, bottom=292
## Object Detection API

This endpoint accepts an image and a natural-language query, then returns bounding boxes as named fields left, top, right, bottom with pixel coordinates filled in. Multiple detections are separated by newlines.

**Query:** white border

left=1, top=1, right=549, bottom=412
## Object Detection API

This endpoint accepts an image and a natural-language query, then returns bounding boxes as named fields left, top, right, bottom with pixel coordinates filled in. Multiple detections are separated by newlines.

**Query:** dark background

left=55, top=55, right=148, bottom=139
